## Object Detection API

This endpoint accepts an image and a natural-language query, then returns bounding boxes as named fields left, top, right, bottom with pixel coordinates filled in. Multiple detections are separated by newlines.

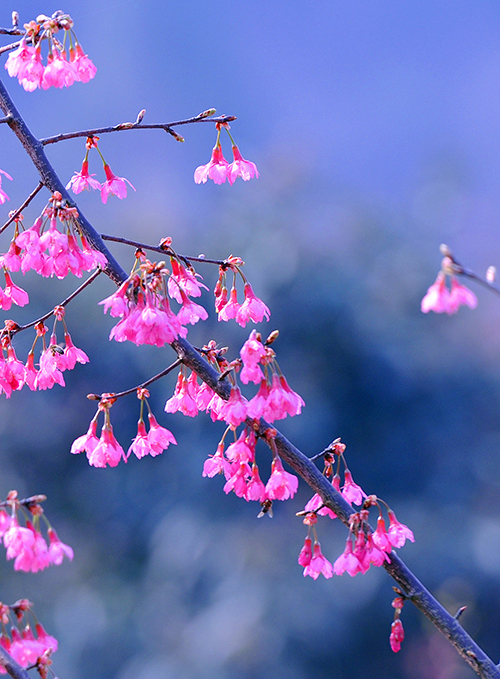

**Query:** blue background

left=1, top=2, right=500, bottom=678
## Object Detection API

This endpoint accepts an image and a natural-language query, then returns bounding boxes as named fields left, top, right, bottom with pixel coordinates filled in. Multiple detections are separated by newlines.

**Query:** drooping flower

left=372, top=515, right=392, bottom=553
left=387, top=510, right=414, bottom=549
left=101, top=164, right=135, bottom=203
left=202, top=442, right=232, bottom=479
left=87, top=422, right=125, bottom=468
left=333, top=537, right=362, bottom=577
left=220, top=386, right=248, bottom=428
left=66, top=159, right=102, bottom=194
left=304, top=493, right=337, bottom=519
left=448, top=277, right=478, bottom=313
left=70, top=418, right=100, bottom=457
left=194, top=145, right=230, bottom=185
left=265, top=457, right=299, bottom=501
left=421, top=272, right=451, bottom=314
left=235, top=284, right=271, bottom=327
left=69, top=43, right=97, bottom=83
left=47, top=527, right=74, bottom=565
left=389, top=619, right=404, bottom=653
left=341, top=469, right=366, bottom=506
left=227, top=145, right=259, bottom=185
left=303, top=541, right=333, bottom=580
left=298, top=535, right=313, bottom=567
left=244, top=463, right=267, bottom=502
left=42, top=47, right=76, bottom=89
left=147, top=413, right=177, bottom=454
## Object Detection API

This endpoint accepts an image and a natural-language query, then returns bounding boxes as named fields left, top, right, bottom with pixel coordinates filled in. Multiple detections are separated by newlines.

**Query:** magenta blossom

left=235, top=283, right=271, bottom=327
left=101, top=163, right=136, bottom=203
left=390, top=619, right=404, bottom=653
left=67, top=159, right=102, bottom=194
left=227, top=145, right=259, bottom=185
left=303, top=541, right=333, bottom=580
left=194, top=145, right=229, bottom=185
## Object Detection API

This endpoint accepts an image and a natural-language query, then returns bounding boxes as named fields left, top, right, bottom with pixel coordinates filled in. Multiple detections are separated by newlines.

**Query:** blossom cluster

left=5, top=12, right=96, bottom=92
left=0, top=599, right=57, bottom=675
left=71, top=393, right=177, bottom=468
left=421, top=268, right=477, bottom=314
left=0, top=491, right=73, bottom=573
left=296, top=446, right=414, bottom=580
left=0, top=312, right=88, bottom=399
left=215, top=262, right=271, bottom=327
left=0, top=194, right=107, bottom=279
left=194, top=143, right=259, bottom=185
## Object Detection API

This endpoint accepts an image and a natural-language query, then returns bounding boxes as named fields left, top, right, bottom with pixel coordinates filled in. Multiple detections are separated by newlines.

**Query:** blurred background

left=0, top=1, right=500, bottom=678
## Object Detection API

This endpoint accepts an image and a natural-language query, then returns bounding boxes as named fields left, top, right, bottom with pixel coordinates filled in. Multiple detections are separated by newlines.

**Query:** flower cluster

left=203, top=427, right=299, bottom=509
left=297, top=445, right=414, bottom=580
left=0, top=193, right=107, bottom=279
left=67, top=138, right=135, bottom=203
left=165, top=330, right=304, bottom=428
left=0, top=169, right=13, bottom=205
left=100, top=253, right=211, bottom=347
left=215, top=258, right=270, bottom=327
left=5, top=12, right=96, bottom=92
left=421, top=257, right=477, bottom=314
left=0, top=313, right=88, bottom=398
left=195, top=143, right=259, bottom=185
left=71, top=391, right=176, bottom=468
left=0, top=491, right=73, bottom=573
left=0, top=599, right=57, bottom=675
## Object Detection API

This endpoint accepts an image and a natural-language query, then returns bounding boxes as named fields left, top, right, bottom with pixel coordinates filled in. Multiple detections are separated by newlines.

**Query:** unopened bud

left=265, top=330, right=279, bottom=345
left=135, top=109, right=146, bottom=124
left=486, top=266, right=496, bottom=284
left=440, top=243, right=452, bottom=257
left=168, top=129, right=185, bottom=142
left=11, top=12, right=19, bottom=28
left=196, top=108, right=217, bottom=119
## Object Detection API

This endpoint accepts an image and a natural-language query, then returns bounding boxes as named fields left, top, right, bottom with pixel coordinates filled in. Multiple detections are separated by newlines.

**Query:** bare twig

left=100, top=233, right=225, bottom=266
left=88, top=358, right=182, bottom=401
left=0, top=181, right=44, bottom=235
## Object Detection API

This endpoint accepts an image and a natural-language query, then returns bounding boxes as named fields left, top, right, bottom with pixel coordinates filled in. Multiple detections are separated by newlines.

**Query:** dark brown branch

left=0, top=181, right=44, bottom=235
left=100, top=234, right=225, bottom=266
left=40, top=115, right=237, bottom=146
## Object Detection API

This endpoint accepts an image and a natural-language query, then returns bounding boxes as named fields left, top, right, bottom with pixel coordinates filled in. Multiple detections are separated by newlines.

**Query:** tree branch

left=1, top=74, right=498, bottom=679
left=40, top=115, right=237, bottom=146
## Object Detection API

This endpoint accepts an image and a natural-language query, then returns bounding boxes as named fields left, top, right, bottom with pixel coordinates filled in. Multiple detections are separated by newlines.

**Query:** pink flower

left=298, top=536, right=313, bottom=567
left=67, top=159, right=102, bottom=194
left=4, top=520, right=35, bottom=562
left=101, top=164, right=135, bottom=203
left=202, top=442, right=232, bottom=478
left=421, top=272, right=451, bottom=313
left=42, top=47, right=76, bottom=89
left=165, top=373, right=199, bottom=417
left=19, top=48, right=44, bottom=92
left=47, top=527, right=74, bottom=565
left=0, top=169, right=13, bottom=205
left=235, top=284, right=271, bottom=327
left=247, top=379, right=270, bottom=420
left=226, top=431, right=255, bottom=464
left=390, top=619, right=404, bottom=653
left=71, top=418, right=100, bottom=457
left=387, top=510, right=414, bottom=549
left=194, top=145, right=230, bottom=184
left=333, top=537, right=362, bottom=576
left=303, top=542, right=333, bottom=580
left=218, top=286, right=241, bottom=322
left=449, top=278, right=478, bottom=313
left=69, top=43, right=97, bottom=83
left=341, top=469, right=366, bottom=505
left=372, top=515, right=392, bottom=553
left=2, top=272, right=28, bottom=308
left=220, top=386, right=248, bottom=428
left=304, top=493, right=337, bottom=519
left=223, top=462, right=252, bottom=497
left=265, top=457, right=299, bottom=500
left=177, top=290, right=208, bottom=326
left=227, top=145, right=259, bottom=185
left=168, top=258, right=208, bottom=301
left=35, top=347, right=65, bottom=391
left=147, top=413, right=177, bottom=454
left=263, top=374, right=305, bottom=421
left=127, top=420, right=152, bottom=459
left=244, top=463, right=266, bottom=501
left=60, top=332, right=89, bottom=370
left=87, top=422, right=125, bottom=468
left=240, top=330, right=266, bottom=384
left=5, top=37, right=33, bottom=78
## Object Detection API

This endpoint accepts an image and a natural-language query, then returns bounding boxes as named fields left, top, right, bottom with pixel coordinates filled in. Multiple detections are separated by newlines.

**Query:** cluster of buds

left=0, top=193, right=107, bottom=279
left=390, top=596, right=405, bottom=653
left=66, top=136, right=136, bottom=203
left=194, top=124, right=258, bottom=185
left=0, top=491, right=73, bottom=573
left=421, top=246, right=477, bottom=314
left=5, top=11, right=96, bottom=92
left=215, top=257, right=270, bottom=327
left=0, top=598, right=57, bottom=676
left=71, top=391, right=177, bottom=468
left=0, top=308, right=88, bottom=398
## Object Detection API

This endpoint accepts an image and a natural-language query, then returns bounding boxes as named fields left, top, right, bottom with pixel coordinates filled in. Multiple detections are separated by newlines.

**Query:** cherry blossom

left=101, top=163, right=135, bottom=203
left=66, top=159, right=102, bottom=194
left=387, top=510, right=414, bottom=548
left=235, top=283, right=271, bottom=327
left=448, top=277, right=478, bottom=313
left=303, top=542, right=333, bottom=580
left=47, top=527, right=74, bottom=565
left=265, top=457, right=299, bottom=500
left=390, top=619, right=404, bottom=653
left=69, top=43, right=97, bottom=83
left=87, top=422, right=126, bottom=468
left=194, top=145, right=230, bottom=184
left=227, top=145, right=259, bottom=185
left=341, top=469, right=366, bottom=506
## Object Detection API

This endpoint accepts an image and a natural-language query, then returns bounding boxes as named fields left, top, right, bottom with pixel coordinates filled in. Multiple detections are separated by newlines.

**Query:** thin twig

left=5, top=268, right=102, bottom=337
left=0, top=181, right=44, bottom=235
left=0, top=116, right=11, bottom=125
left=89, top=358, right=182, bottom=400
left=40, top=116, right=237, bottom=146
left=100, top=234, right=225, bottom=266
